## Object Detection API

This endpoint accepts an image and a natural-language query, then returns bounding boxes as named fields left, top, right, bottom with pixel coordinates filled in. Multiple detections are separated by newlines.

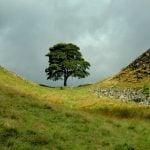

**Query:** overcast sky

left=0, top=0, right=150, bottom=86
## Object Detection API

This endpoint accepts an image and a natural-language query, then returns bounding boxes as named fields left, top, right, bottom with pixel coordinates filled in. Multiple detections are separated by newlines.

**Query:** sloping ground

left=0, top=66, right=64, bottom=105
left=93, top=49, right=150, bottom=104
left=113, top=49, right=150, bottom=83
left=96, top=49, right=150, bottom=88
left=0, top=67, right=150, bottom=149
left=0, top=66, right=149, bottom=117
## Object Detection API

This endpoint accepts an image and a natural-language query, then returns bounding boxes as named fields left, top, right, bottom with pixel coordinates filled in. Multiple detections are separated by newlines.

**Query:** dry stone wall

left=93, top=87, right=150, bottom=105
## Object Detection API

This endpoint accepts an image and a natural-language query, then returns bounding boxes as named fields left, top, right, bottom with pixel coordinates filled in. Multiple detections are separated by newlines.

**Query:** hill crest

left=112, top=49, right=150, bottom=83
left=96, top=49, right=150, bottom=88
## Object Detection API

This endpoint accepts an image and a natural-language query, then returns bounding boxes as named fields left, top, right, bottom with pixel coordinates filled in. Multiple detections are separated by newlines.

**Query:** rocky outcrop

left=93, top=87, right=150, bottom=105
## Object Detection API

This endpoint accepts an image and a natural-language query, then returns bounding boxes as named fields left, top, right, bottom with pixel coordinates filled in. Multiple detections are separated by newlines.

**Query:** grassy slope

left=0, top=66, right=150, bottom=149
left=0, top=66, right=149, bottom=119
left=95, top=49, right=150, bottom=89
left=94, top=68, right=149, bottom=89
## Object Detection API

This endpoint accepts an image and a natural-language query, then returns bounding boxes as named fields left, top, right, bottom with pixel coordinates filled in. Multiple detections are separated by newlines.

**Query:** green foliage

left=45, top=43, right=90, bottom=86
left=143, top=84, right=150, bottom=96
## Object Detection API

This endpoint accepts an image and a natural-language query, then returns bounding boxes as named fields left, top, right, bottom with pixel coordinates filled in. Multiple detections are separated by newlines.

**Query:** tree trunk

left=64, top=76, right=67, bottom=86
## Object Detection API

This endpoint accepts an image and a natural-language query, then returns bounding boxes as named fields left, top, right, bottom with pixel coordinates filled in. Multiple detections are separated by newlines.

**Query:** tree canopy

left=45, top=43, right=90, bottom=86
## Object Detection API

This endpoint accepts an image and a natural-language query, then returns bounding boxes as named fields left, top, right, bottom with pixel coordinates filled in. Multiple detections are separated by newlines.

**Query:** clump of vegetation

left=30, top=134, right=50, bottom=145
left=143, top=84, right=150, bottom=97
left=115, top=143, right=135, bottom=150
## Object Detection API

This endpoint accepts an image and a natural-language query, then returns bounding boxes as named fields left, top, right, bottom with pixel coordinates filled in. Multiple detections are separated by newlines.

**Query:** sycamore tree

left=45, top=43, right=90, bottom=86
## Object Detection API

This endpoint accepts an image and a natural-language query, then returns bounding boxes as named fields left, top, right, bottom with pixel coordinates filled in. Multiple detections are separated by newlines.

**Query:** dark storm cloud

left=0, top=0, right=150, bottom=86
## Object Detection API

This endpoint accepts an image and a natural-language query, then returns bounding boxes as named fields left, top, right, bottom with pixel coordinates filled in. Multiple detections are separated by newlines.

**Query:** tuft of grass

left=30, top=134, right=50, bottom=145
left=114, top=143, right=135, bottom=150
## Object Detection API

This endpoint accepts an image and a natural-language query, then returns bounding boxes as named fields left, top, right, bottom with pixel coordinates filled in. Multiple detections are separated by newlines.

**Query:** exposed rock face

left=93, top=87, right=150, bottom=105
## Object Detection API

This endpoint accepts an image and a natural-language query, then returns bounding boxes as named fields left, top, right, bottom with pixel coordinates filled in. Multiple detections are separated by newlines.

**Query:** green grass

left=0, top=66, right=150, bottom=149
left=0, top=85, right=150, bottom=150
left=95, top=67, right=150, bottom=89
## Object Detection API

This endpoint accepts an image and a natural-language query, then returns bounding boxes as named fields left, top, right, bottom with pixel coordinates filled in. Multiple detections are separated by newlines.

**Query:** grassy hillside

left=95, top=49, right=150, bottom=88
left=0, top=66, right=149, bottom=118
left=0, top=66, right=150, bottom=149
